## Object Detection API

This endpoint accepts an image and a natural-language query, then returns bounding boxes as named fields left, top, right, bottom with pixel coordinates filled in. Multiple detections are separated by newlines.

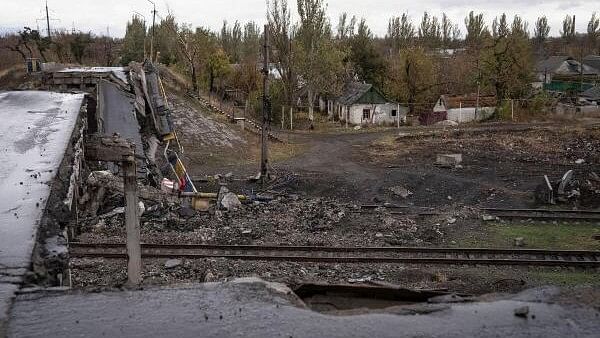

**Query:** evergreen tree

left=121, top=15, right=147, bottom=65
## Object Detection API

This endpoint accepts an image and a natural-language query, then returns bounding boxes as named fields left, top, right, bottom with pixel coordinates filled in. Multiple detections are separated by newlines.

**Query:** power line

left=35, top=1, right=59, bottom=39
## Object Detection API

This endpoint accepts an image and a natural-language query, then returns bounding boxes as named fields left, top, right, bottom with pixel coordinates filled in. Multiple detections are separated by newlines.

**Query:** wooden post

left=346, top=106, right=349, bottom=129
left=511, top=99, right=514, bottom=121
left=397, top=103, right=400, bottom=128
left=122, top=155, right=141, bottom=286
left=84, top=135, right=141, bottom=286
left=289, top=106, right=293, bottom=130
left=281, top=105, right=285, bottom=129
left=459, top=101, right=462, bottom=123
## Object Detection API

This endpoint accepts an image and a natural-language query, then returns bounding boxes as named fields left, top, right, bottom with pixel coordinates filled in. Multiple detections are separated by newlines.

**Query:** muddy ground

left=71, top=93, right=600, bottom=297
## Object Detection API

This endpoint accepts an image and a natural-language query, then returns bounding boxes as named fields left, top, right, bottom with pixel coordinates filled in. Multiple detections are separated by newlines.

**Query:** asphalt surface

left=98, top=80, right=144, bottom=155
left=7, top=280, right=600, bottom=338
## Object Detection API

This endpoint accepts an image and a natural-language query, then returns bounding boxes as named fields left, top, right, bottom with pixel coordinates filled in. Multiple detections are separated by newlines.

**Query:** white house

left=332, top=82, right=408, bottom=126
left=433, top=94, right=496, bottom=123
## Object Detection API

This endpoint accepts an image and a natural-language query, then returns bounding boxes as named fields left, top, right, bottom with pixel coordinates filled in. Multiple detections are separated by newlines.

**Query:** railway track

left=69, top=243, right=600, bottom=267
left=482, top=208, right=600, bottom=221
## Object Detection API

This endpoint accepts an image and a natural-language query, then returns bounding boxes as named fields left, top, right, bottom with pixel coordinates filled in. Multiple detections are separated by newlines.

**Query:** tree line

left=1, top=1, right=599, bottom=120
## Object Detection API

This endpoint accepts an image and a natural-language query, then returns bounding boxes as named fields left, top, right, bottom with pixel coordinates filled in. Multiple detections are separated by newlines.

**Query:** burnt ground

left=71, top=94, right=600, bottom=299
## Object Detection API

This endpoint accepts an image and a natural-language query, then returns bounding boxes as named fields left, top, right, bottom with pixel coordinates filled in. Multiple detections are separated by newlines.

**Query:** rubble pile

left=77, top=191, right=443, bottom=248
left=535, top=170, right=600, bottom=207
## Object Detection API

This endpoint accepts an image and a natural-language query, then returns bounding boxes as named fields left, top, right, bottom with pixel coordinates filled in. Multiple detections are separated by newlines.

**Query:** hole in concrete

left=293, top=283, right=454, bottom=314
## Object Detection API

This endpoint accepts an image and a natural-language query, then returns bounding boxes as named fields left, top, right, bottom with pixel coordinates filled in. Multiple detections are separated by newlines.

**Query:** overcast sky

left=0, top=0, right=596, bottom=38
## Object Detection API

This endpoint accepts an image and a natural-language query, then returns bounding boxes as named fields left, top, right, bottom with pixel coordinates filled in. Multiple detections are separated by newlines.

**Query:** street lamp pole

left=147, top=0, right=156, bottom=63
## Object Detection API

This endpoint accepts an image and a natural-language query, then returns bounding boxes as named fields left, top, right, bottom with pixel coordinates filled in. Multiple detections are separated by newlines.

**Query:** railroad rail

left=70, top=243, right=600, bottom=267
left=482, top=208, right=600, bottom=221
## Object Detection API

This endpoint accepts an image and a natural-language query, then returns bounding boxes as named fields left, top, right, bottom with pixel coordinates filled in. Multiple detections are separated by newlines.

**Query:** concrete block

left=436, top=154, right=463, bottom=167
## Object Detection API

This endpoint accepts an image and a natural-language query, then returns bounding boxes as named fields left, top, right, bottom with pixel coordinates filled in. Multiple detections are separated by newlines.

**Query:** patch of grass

left=530, top=270, right=600, bottom=286
left=458, top=222, right=600, bottom=250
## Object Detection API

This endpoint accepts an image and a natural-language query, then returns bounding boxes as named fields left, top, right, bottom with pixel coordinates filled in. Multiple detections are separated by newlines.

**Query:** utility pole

left=45, top=0, right=51, bottom=39
left=147, top=0, right=156, bottom=62
left=260, top=24, right=271, bottom=184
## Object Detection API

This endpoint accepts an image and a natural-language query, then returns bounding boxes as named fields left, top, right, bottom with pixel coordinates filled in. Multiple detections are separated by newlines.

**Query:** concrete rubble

left=436, top=154, right=463, bottom=167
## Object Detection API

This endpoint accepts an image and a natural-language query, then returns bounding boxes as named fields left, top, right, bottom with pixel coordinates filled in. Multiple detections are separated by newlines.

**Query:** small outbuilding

left=331, top=82, right=407, bottom=126
left=581, top=86, right=600, bottom=105
left=433, top=94, right=496, bottom=123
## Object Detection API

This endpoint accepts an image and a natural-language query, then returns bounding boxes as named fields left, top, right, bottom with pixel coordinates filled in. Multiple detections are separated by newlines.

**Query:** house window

left=362, top=109, right=370, bottom=119
left=391, top=109, right=397, bottom=117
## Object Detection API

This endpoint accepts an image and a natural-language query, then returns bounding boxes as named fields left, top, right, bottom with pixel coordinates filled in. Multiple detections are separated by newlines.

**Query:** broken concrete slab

left=97, top=80, right=144, bottom=161
left=7, top=282, right=600, bottom=338
left=164, top=259, right=182, bottom=269
left=221, top=193, right=242, bottom=210
left=0, top=91, right=84, bottom=273
left=87, top=171, right=178, bottom=204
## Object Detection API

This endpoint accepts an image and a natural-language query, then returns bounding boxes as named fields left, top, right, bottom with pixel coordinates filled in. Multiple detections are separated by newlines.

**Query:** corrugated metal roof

left=535, top=56, right=573, bottom=73
left=337, top=82, right=373, bottom=105
left=582, top=86, right=600, bottom=101
left=583, top=55, right=600, bottom=72
left=441, top=94, right=497, bottom=109
left=536, top=56, right=600, bottom=76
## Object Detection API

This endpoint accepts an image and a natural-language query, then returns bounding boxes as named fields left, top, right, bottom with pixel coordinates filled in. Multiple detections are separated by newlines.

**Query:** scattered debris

left=220, top=191, right=242, bottom=211
left=536, top=170, right=600, bottom=208
left=390, top=186, right=413, bottom=199
left=99, top=207, right=124, bottom=218
left=482, top=215, right=497, bottom=221
left=436, top=154, right=463, bottom=168
left=178, top=206, right=197, bottom=218
left=514, top=306, right=529, bottom=318
left=164, top=259, right=182, bottom=269
left=514, top=237, right=525, bottom=247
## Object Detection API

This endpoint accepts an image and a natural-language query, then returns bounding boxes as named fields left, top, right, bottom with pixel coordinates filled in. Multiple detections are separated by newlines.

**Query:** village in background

left=1, top=1, right=600, bottom=127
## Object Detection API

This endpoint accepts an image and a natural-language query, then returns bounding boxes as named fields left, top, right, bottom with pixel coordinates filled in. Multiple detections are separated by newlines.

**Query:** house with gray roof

left=581, top=86, right=600, bottom=104
left=535, top=56, right=599, bottom=84
left=583, top=55, right=600, bottom=72
left=332, top=82, right=407, bottom=126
